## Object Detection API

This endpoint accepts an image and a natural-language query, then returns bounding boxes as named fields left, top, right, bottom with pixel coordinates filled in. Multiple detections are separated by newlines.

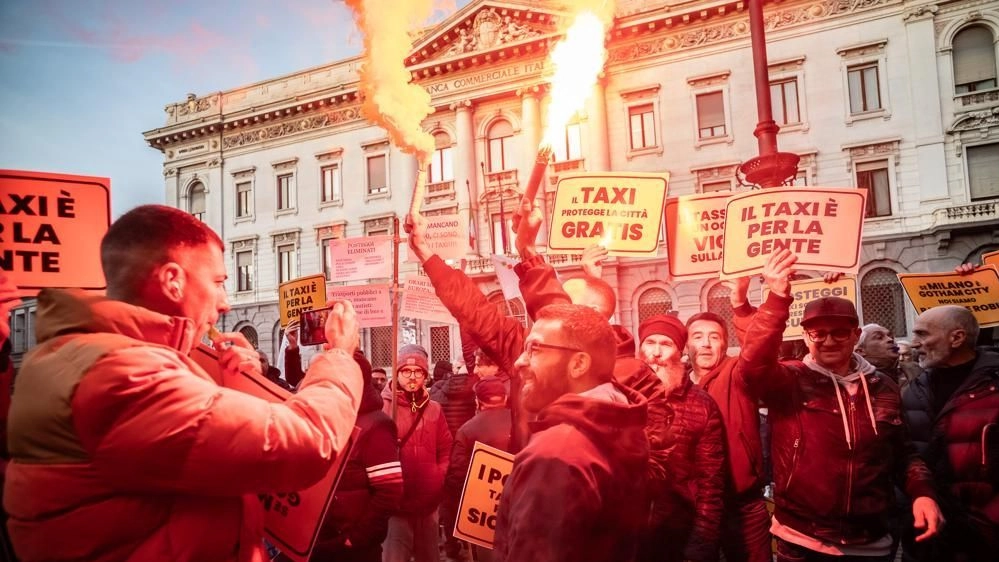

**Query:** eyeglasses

left=398, top=369, right=425, bottom=379
left=805, top=328, right=855, bottom=343
left=523, top=340, right=584, bottom=359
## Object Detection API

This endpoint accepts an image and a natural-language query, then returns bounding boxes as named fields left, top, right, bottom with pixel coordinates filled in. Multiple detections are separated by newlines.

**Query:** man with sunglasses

left=494, top=304, right=649, bottom=562
left=738, top=249, right=943, bottom=562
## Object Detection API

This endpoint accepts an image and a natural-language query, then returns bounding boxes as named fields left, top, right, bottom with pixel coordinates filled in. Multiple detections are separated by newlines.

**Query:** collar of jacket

left=34, top=288, right=201, bottom=354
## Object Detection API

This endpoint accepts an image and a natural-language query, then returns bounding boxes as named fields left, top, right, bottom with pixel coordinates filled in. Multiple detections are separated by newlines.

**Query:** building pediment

left=407, top=1, right=564, bottom=69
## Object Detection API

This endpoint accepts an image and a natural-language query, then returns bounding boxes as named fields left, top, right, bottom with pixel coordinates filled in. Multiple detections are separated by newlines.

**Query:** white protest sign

left=547, top=172, right=669, bottom=257
left=329, top=235, right=393, bottom=282
left=189, top=345, right=357, bottom=562
left=328, top=284, right=392, bottom=328
left=664, top=193, right=730, bottom=279
left=400, top=275, right=457, bottom=324
left=410, top=213, right=468, bottom=261
left=721, top=187, right=866, bottom=280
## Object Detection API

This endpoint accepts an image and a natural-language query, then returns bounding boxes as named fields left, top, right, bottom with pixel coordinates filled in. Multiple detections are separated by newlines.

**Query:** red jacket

left=739, top=292, right=936, bottom=545
left=4, top=289, right=363, bottom=562
left=382, top=385, right=453, bottom=515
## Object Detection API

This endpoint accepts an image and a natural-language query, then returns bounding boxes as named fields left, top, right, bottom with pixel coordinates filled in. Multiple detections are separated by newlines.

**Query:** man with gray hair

left=855, top=323, right=910, bottom=385
left=902, top=305, right=999, bottom=561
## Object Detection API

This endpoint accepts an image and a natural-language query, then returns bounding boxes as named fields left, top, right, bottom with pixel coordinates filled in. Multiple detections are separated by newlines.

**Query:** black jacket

left=901, top=350, right=999, bottom=550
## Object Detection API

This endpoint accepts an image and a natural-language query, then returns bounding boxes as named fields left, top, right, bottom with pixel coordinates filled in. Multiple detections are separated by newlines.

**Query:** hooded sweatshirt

left=494, top=382, right=650, bottom=562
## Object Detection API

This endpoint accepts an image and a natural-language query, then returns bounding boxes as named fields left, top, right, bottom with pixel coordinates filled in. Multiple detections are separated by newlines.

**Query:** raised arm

left=407, top=212, right=527, bottom=375
left=736, top=250, right=797, bottom=399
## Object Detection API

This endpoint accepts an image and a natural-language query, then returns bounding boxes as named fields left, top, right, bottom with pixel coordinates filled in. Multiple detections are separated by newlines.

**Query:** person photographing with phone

left=4, top=205, right=365, bottom=562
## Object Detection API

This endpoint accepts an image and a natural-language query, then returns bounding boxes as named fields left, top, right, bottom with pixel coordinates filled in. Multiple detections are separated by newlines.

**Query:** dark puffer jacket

left=901, top=350, right=999, bottom=552
left=644, top=376, right=726, bottom=562
left=438, top=372, right=479, bottom=438
left=314, top=354, right=403, bottom=557
left=740, top=293, right=937, bottom=545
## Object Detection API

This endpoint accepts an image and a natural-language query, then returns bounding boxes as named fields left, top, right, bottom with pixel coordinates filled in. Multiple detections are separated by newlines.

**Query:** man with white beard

left=636, top=314, right=725, bottom=562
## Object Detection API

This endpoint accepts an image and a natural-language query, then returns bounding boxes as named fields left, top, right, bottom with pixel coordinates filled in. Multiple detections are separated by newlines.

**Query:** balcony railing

left=944, top=201, right=997, bottom=220
left=957, top=88, right=999, bottom=107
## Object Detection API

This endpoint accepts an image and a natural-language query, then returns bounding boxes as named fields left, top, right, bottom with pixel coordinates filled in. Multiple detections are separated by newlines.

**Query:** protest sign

left=664, top=193, right=730, bottom=279
left=1, top=169, right=110, bottom=296
left=898, top=266, right=999, bottom=328
left=762, top=276, right=858, bottom=340
left=453, top=442, right=515, bottom=549
left=328, top=284, right=392, bottom=327
left=721, top=187, right=866, bottom=280
left=983, top=250, right=999, bottom=268
left=189, top=344, right=357, bottom=562
left=400, top=275, right=456, bottom=324
left=410, top=213, right=468, bottom=261
left=547, top=172, right=669, bottom=257
left=329, top=235, right=394, bottom=282
left=278, top=274, right=327, bottom=328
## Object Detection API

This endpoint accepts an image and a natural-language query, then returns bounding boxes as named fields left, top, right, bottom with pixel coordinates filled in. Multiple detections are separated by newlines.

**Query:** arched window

left=430, top=132, right=454, bottom=183
left=239, top=325, right=259, bottom=349
left=636, top=287, right=673, bottom=324
left=953, top=25, right=997, bottom=94
left=188, top=182, right=206, bottom=221
left=487, top=120, right=514, bottom=172
left=488, top=291, right=528, bottom=328
left=861, top=268, right=906, bottom=337
left=706, top=283, right=737, bottom=347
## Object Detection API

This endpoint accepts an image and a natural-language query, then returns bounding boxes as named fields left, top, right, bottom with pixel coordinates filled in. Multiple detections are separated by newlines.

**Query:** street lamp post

left=738, top=0, right=800, bottom=188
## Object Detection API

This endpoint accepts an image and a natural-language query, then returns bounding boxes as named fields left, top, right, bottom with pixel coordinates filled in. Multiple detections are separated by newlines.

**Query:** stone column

left=904, top=7, right=947, bottom=202
left=586, top=76, right=611, bottom=172
left=453, top=100, right=479, bottom=256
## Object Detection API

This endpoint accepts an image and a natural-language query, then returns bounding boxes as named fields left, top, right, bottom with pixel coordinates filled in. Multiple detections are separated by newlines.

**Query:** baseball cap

left=800, top=296, right=859, bottom=328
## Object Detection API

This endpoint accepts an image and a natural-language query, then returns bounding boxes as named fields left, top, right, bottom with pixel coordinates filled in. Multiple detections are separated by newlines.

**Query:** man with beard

left=494, top=304, right=649, bottom=562
left=683, top=277, right=773, bottom=562
left=636, top=314, right=724, bottom=562
left=902, top=305, right=999, bottom=562
left=381, top=344, right=453, bottom=562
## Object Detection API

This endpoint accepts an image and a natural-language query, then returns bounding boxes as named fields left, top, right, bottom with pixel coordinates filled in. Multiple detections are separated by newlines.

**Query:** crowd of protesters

left=0, top=203, right=996, bottom=562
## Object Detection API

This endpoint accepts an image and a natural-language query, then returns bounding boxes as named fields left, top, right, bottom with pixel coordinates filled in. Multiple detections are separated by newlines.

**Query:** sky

left=0, top=0, right=466, bottom=217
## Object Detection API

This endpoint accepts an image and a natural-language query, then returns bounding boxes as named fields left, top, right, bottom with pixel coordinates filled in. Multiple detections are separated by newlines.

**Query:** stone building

left=135, top=0, right=999, bottom=370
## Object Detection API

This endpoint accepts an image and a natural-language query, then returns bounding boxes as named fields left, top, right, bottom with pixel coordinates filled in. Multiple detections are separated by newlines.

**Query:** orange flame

left=344, top=0, right=435, bottom=161
left=541, top=11, right=608, bottom=149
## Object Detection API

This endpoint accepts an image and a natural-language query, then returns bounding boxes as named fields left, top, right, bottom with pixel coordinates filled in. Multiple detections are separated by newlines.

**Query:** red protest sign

left=1, top=169, right=110, bottom=296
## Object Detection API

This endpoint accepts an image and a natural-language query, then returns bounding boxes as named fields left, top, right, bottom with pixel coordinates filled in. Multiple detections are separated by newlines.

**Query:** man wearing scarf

left=381, top=344, right=453, bottom=562
left=738, top=249, right=943, bottom=562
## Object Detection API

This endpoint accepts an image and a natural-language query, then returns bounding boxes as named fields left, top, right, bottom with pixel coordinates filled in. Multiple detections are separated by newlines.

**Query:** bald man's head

left=912, top=305, right=979, bottom=368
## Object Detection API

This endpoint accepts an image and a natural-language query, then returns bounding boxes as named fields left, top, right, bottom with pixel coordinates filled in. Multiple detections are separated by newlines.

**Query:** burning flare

left=541, top=10, right=609, bottom=149
left=344, top=0, right=435, bottom=161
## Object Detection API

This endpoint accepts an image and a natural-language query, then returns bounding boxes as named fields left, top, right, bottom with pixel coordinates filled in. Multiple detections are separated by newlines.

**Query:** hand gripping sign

left=721, top=187, right=866, bottom=280
left=189, top=344, right=358, bottom=562
left=547, top=172, right=669, bottom=257
left=454, top=441, right=515, bottom=549
left=1, top=169, right=110, bottom=297
left=898, top=266, right=999, bottom=328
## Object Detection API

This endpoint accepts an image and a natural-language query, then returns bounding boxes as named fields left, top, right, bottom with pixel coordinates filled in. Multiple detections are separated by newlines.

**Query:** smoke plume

left=343, top=0, right=436, bottom=161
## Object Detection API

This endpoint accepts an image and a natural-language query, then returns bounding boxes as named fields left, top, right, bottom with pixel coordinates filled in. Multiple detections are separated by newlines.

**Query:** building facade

left=138, top=0, right=999, bottom=370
